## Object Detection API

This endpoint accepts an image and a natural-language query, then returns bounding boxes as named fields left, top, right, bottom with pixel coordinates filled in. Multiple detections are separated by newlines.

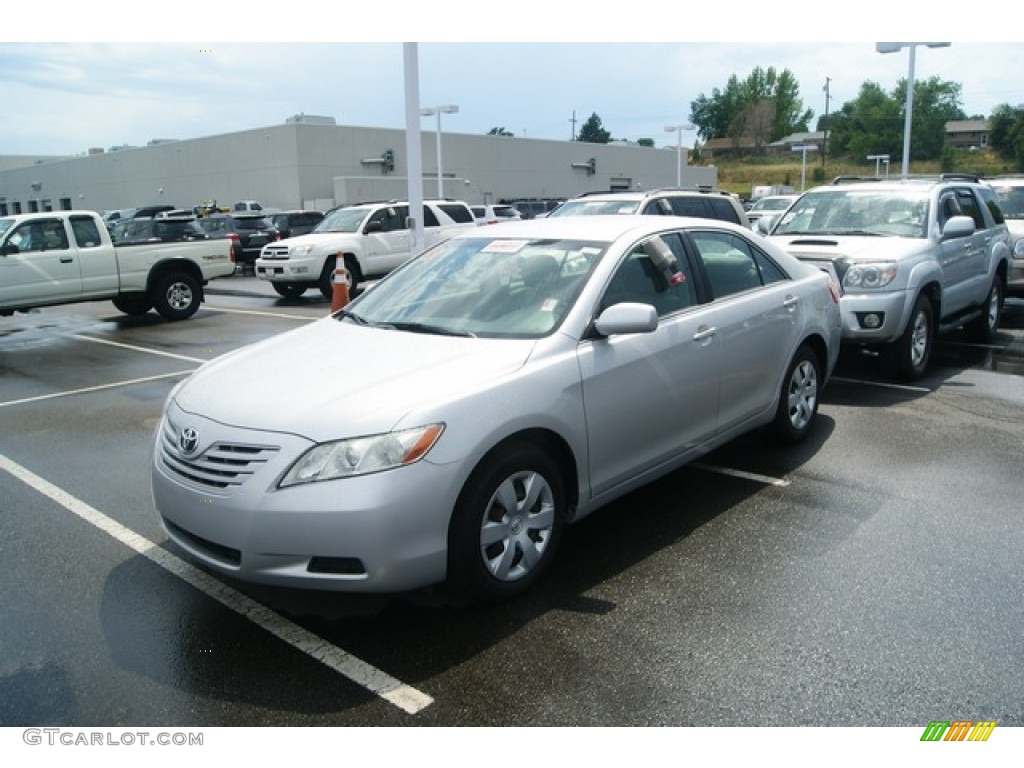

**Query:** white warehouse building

left=0, top=115, right=715, bottom=217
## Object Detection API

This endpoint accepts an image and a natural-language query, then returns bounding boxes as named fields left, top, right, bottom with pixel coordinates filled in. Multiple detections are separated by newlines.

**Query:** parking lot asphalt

left=1, top=288, right=1022, bottom=737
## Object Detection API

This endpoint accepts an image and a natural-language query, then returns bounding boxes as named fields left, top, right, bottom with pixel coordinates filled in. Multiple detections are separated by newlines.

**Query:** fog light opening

left=858, top=312, right=884, bottom=329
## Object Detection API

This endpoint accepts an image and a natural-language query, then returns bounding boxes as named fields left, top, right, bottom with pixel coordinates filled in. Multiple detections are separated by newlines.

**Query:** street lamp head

left=439, top=104, right=459, bottom=115
left=665, top=124, right=696, bottom=132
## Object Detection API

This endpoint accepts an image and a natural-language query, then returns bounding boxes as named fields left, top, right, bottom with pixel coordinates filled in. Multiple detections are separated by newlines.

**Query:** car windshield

left=992, top=184, right=1024, bottom=220
left=315, top=206, right=371, bottom=233
left=339, top=236, right=607, bottom=338
left=547, top=199, right=641, bottom=216
left=772, top=189, right=928, bottom=238
left=752, top=197, right=795, bottom=211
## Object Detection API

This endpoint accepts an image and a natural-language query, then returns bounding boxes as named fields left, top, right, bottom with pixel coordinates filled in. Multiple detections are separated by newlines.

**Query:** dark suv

left=110, top=216, right=209, bottom=245
left=270, top=210, right=326, bottom=240
left=547, top=188, right=749, bottom=227
left=198, top=213, right=280, bottom=265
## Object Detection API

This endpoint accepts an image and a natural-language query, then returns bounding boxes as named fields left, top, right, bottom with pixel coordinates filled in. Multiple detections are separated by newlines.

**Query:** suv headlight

left=279, top=424, right=444, bottom=487
left=1013, top=239, right=1024, bottom=259
left=843, top=262, right=898, bottom=290
left=288, top=244, right=316, bottom=258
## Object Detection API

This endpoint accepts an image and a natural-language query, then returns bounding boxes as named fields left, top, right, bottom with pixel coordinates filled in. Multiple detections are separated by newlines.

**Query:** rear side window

left=437, top=203, right=474, bottom=224
left=668, top=197, right=708, bottom=218
left=70, top=215, right=102, bottom=248
left=708, top=198, right=743, bottom=225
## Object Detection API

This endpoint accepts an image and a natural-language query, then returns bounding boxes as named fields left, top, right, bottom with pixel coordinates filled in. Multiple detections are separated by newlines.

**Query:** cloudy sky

left=2, top=5, right=1019, bottom=156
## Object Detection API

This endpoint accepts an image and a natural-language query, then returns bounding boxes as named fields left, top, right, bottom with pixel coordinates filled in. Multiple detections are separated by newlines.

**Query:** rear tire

left=771, top=345, right=821, bottom=443
left=447, top=443, right=566, bottom=601
left=152, top=271, right=201, bottom=321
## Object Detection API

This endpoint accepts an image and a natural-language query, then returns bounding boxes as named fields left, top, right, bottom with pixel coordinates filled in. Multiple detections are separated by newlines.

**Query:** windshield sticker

left=482, top=240, right=529, bottom=254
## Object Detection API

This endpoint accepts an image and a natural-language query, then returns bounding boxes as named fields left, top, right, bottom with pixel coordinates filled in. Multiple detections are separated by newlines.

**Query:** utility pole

left=822, top=77, right=831, bottom=168
left=569, top=110, right=577, bottom=141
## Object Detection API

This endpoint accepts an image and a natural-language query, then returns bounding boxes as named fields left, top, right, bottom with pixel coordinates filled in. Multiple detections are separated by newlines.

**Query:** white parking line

left=0, top=454, right=434, bottom=715
left=71, top=334, right=209, bottom=364
left=830, top=376, right=931, bottom=393
left=692, top=463, right=790, bottom=487
left=0, top=370, right=195, bottom=409
left=206, top=305, right=321, bottom=321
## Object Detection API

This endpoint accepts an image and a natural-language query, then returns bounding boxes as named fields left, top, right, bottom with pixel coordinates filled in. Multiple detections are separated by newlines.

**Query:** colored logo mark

left=920, top=720, right=997, bottom=742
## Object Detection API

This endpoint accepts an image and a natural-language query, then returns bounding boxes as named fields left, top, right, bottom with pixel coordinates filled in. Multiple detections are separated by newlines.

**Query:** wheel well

left=800, top=334, right=828, bottom=374
left=919, top=281, right=941, bottom=322
left=473, top=429, right=580, bottom=514
left=147, top=260, right=204, bottom=294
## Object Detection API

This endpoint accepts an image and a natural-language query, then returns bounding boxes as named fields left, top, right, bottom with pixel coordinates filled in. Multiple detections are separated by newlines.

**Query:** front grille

left=160, top=420, right=279, bottom=490
left=260, top=244, right=289, bottom=260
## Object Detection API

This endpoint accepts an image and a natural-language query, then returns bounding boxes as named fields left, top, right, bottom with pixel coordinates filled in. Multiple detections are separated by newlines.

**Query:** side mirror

left=941, top=215, right=975, bottom=241
left=364, top=221, right=384, bottom=233
left=593, top=303, right=659, bottom=336
left=756, top=216, right=777, bottom=235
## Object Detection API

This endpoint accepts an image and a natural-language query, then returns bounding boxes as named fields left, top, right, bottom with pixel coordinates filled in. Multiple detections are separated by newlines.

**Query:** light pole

left=419, top=104, right=459, bottom=198
left=876, top=42, right=950, bottom=178
left=792, top=144, right=817, bottom=191
left=665, top=123, right=695, bottom=187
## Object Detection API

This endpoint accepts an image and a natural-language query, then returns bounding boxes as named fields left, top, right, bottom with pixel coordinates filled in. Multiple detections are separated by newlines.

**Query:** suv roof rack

left=831, top=175, right=883, bottom=184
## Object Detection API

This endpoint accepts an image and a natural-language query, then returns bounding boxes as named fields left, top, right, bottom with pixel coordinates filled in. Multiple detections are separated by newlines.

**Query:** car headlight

left=843, top=262, right=898, bottom=290
left=279, top=423, right=445, bottom=487
left=289, top=244, right=316, bottom=258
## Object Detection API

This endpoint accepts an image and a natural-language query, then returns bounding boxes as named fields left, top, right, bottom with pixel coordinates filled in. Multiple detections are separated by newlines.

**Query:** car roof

left=445, top=213, right=746, bottom=242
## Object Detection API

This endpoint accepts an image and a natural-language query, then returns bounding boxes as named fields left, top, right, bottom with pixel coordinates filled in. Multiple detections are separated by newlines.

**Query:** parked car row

left=67, top=176, right=1020, bottom=606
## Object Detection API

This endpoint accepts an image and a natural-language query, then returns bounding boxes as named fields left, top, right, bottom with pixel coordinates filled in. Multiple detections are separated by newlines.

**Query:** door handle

left=783, top=295, right=799, bottom=310
left=693, top=325, right=716, bottom=342
left=59, top=255, right=74, bottom=263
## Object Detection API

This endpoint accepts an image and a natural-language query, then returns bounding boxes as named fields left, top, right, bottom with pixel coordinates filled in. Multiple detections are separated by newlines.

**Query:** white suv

left=256, top=199, right=476, bottom=297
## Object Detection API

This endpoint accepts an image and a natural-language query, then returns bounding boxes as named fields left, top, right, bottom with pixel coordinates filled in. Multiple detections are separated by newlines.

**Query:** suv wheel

left=888, top=294, right=933, bottom=381
left=967, top=274, right=1004, bottom=343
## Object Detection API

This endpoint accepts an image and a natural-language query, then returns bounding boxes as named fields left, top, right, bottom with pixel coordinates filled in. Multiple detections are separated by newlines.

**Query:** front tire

left=448, top=443, right=566, bottom=601
left=772, top=345, right=821, bottom=443
left=318, top=255, right=362, bottom=299
left=272, top=282, right=307, bottom=299
left=112, top=293, right=153, bottom=316
left=152, top=271, right=201, bottom=321
left=967, top=274, right=1004, bottom=342
left=888, top=294, right=933, bottom=381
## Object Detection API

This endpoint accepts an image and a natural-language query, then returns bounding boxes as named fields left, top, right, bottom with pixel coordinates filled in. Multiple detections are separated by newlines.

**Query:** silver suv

left=547, top=187, right=749, bottom=228
left=765, top=175, right=1010, bottom=380
left=988, top=177, right=1024, bottom=296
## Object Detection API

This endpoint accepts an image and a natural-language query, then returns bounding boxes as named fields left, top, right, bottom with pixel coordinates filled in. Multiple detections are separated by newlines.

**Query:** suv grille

left=260, top=244, right=290, bottom=259
left=159, top=421, right=279, bottom=490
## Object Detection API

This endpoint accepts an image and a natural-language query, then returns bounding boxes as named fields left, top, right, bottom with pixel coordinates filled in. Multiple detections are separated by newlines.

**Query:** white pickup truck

left=0, top=211, right=234, bottom=321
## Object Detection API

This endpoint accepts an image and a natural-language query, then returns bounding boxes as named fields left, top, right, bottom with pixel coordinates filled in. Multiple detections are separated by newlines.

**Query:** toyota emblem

left=179, top=427, right=200, bottom=455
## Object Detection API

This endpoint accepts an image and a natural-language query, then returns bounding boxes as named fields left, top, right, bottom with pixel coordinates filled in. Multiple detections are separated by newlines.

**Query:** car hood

left=274, top=231, right=359, bottom=249
left=173, top=319, right=537, bottom=442
left=769, top=233, right=928, bottom=261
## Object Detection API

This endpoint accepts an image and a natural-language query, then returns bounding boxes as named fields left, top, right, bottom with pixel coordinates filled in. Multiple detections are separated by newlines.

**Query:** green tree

left=487, top=127, right=514, bottom=137
left=690, top=66, right=813, bottom=149
left=989, top=104, right=1024, bottom=170
left=828, top=77, right=965, bottom=163
left=576, top=113, right=611, bottom=144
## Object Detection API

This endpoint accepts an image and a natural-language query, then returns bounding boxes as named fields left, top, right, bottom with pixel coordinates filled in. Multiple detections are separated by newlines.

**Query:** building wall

left=0, top=122, right=715, bottom=216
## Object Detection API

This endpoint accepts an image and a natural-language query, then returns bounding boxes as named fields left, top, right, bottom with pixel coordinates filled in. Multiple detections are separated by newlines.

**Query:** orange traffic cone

left=331, top=258, right=350, bottom=313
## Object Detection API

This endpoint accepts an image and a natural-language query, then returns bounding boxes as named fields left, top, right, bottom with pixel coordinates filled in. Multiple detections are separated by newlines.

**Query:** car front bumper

left=836, top=289, right=911, bottom=345
left=151, top=406, right=462, bottom=593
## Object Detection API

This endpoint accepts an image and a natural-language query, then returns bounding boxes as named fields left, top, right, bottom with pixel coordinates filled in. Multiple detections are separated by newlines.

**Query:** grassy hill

left=709, top=149, right=1016, bottom=199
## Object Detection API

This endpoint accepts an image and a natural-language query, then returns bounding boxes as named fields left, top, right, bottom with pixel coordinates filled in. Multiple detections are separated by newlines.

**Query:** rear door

left=685, top=228, right=800, bottom=432
left=0, top=217, right=83, bottom=308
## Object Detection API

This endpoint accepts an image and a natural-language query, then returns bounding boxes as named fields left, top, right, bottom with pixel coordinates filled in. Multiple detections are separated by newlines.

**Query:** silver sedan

left=152, top=216, right=841, bottom=601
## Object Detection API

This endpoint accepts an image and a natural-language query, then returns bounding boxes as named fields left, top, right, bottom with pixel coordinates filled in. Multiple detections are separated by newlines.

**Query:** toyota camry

left=152, top=216, right=840, bottom=601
